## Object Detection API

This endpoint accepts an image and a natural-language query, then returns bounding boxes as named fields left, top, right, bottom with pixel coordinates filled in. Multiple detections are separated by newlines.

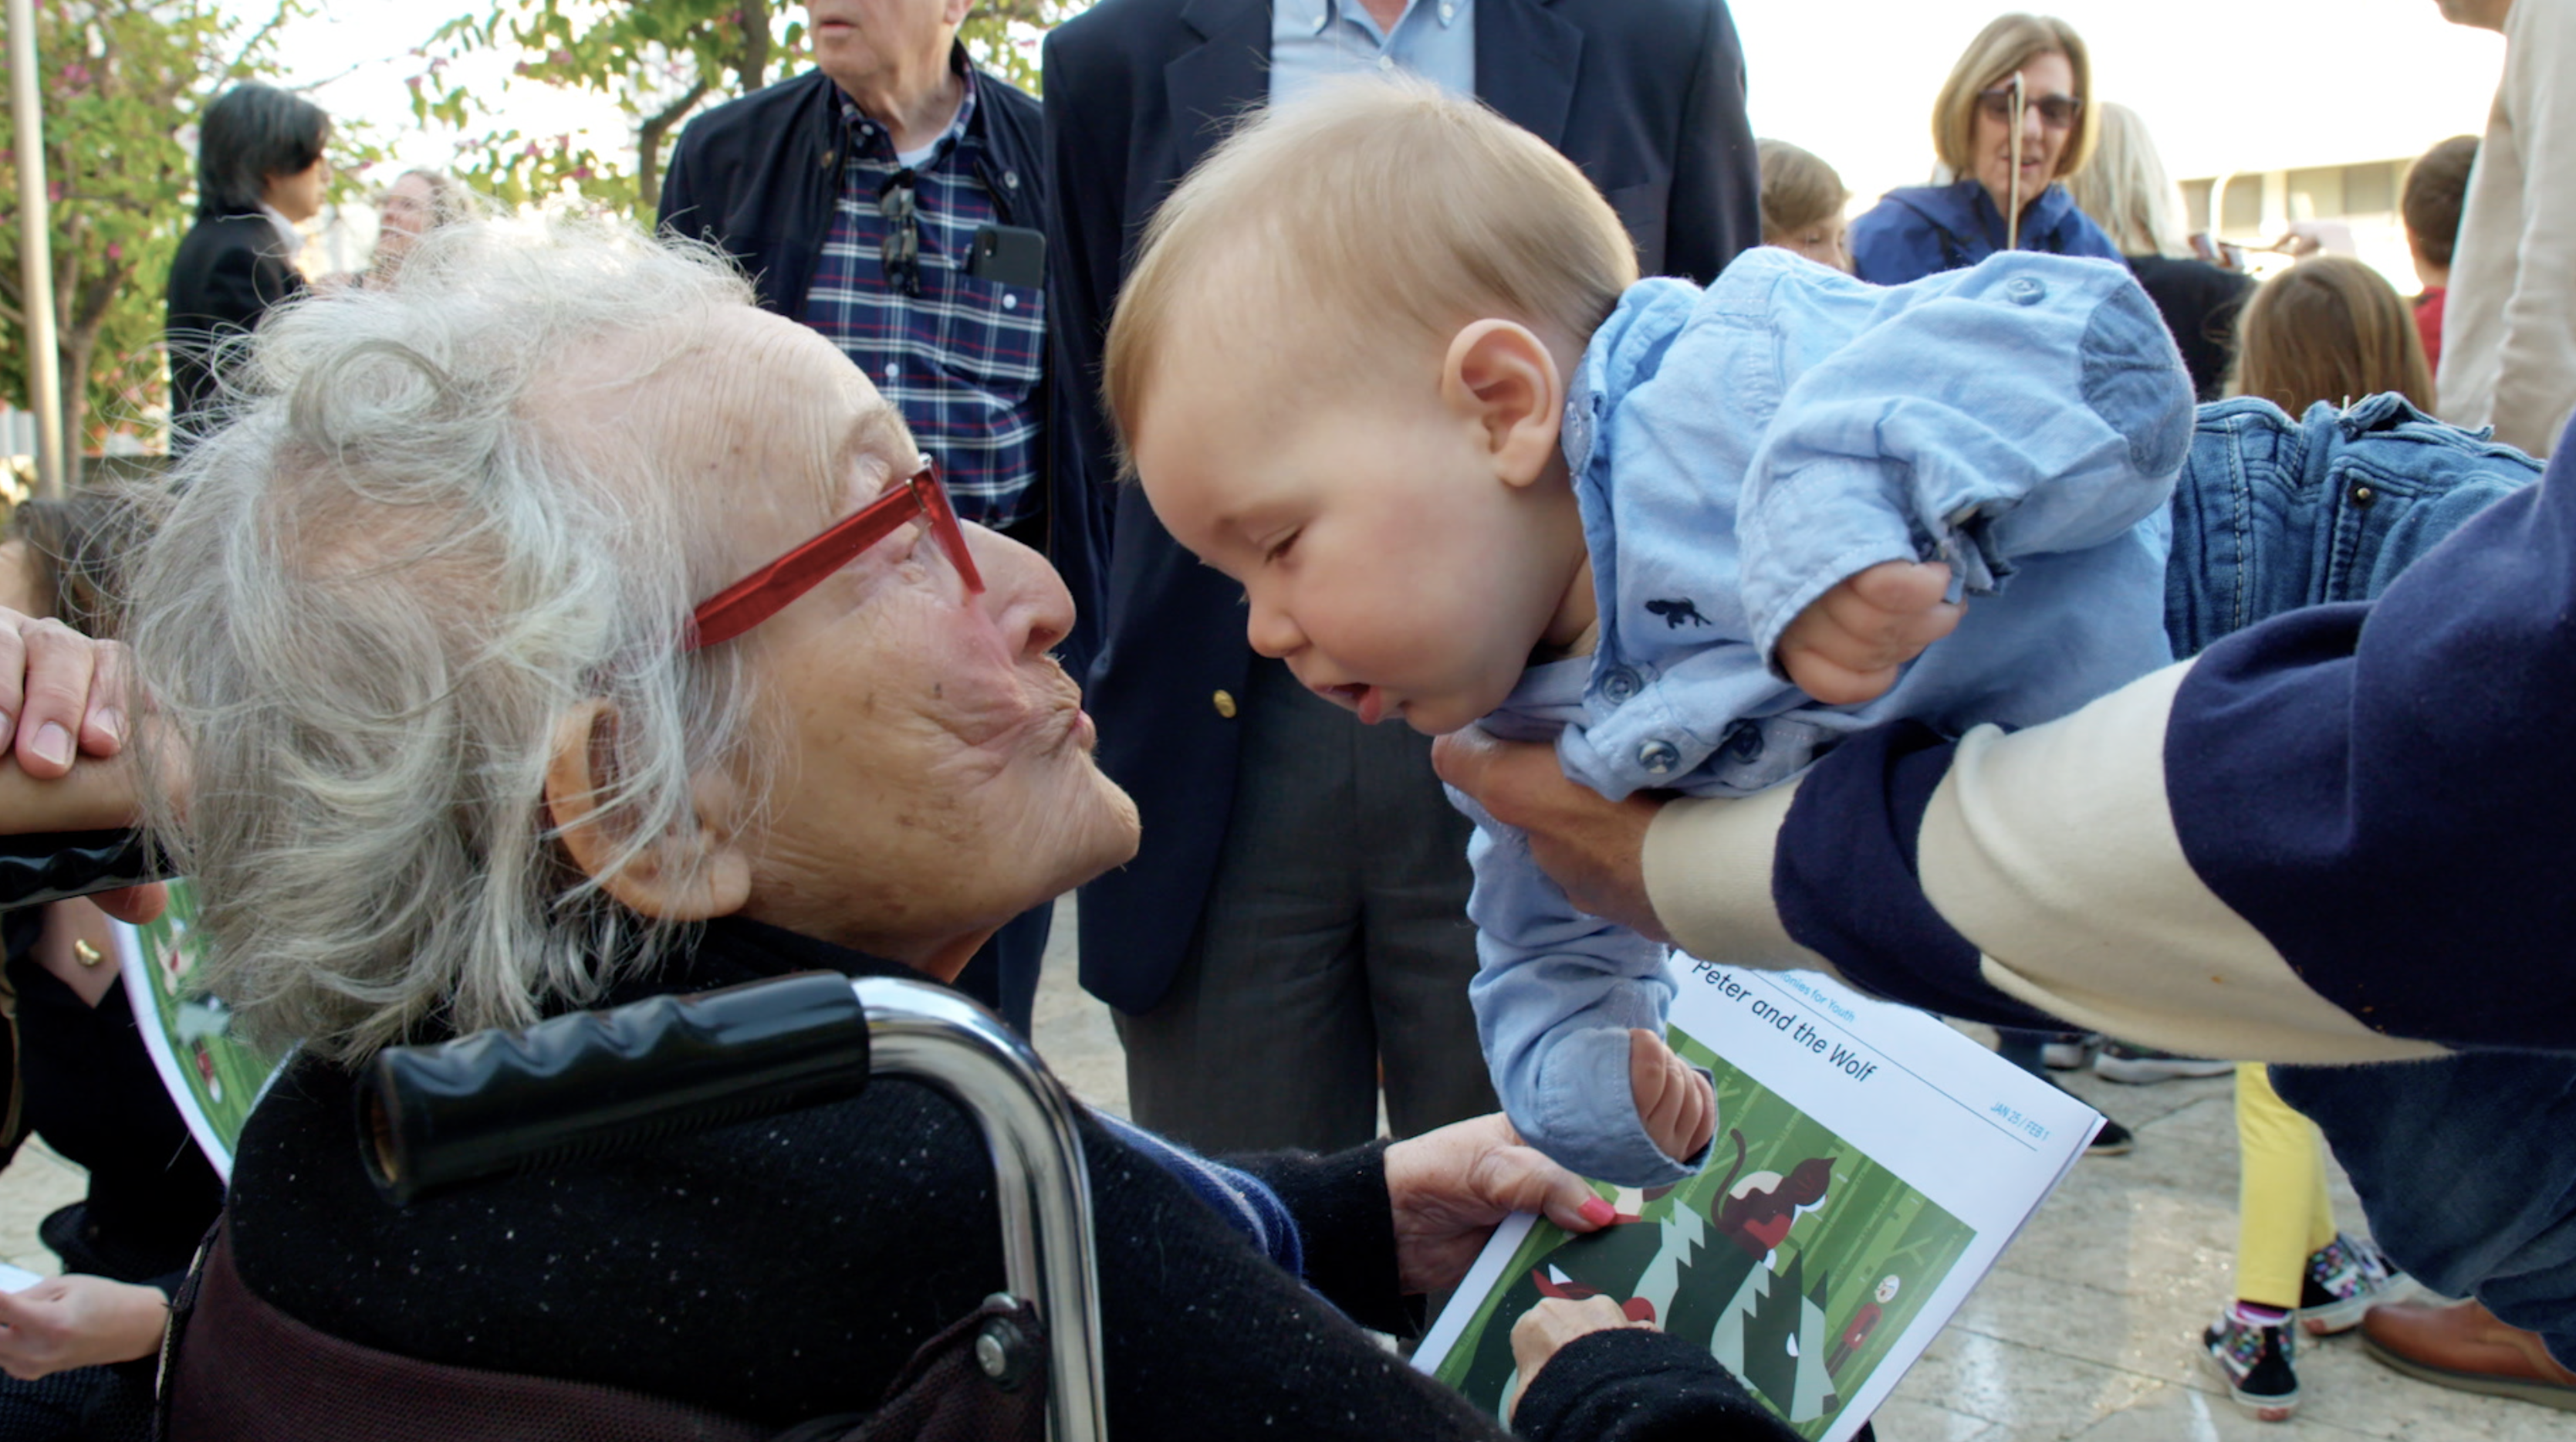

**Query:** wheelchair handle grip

left=360, top=970, right=870, bottom=1205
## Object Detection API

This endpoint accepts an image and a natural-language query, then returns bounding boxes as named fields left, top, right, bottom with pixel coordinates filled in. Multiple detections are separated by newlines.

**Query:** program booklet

left=1413, top=959, right=2099, bottom=1441
left=109, top=879, right=289, bottom=1182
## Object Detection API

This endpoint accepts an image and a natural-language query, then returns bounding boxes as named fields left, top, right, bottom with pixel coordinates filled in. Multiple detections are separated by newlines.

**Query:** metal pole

left=5, top=0, right=63, bottom=498
left=2005, top=69, right=2024, bottom=255
left=854, top=977, right=1108, bottom=1442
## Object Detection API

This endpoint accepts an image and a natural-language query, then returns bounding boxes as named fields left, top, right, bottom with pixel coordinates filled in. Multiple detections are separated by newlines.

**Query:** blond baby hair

left=1104, top=78, right=1640, bottom=469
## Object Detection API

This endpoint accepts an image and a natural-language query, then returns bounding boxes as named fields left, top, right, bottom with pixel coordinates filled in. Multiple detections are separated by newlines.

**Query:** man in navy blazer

left=1043, top=0, right=1761, bottom=1155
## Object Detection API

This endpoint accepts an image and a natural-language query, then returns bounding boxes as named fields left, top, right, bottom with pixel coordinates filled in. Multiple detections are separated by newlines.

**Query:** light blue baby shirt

left=1459, top=247, right=2192, bottom=1185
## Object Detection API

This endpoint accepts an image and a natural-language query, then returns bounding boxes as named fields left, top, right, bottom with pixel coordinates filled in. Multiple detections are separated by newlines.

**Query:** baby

left=1106, top=83, right=2192, bottom=1185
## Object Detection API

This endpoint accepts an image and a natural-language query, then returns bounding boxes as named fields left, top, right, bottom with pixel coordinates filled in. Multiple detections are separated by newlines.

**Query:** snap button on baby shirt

left=1562, top=391, right=1597, bottom=472
left=1600, top=667, right=1641, bottom=705
left=2006, top=276, right=2047, bottom=306
left=1637, top=739, right=1680, bottom=775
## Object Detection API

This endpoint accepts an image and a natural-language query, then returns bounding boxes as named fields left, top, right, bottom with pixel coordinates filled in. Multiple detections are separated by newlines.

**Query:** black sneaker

left=2204, top=1308, right=2300, bottom=1420
left=2084, top=1114, right=2135, bottom=1156
left=2041, top=1031, right=2098, bottom=1070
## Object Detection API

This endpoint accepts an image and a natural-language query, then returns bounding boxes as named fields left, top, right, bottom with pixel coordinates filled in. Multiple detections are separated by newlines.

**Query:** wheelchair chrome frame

left=854, top=977, right=1107, bottom=1442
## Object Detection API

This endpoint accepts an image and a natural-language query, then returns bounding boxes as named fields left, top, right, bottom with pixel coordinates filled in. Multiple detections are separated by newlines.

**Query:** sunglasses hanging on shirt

left=878, top=168, right=922, bottom=298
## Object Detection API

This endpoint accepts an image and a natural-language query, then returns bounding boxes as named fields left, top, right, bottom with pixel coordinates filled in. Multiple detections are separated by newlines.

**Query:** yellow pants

left=2235, top=1061, right=2338, bottom=1309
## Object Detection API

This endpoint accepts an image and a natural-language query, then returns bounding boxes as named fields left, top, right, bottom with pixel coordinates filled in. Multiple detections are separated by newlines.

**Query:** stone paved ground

left=0, top=897, right=2554, bottom=1440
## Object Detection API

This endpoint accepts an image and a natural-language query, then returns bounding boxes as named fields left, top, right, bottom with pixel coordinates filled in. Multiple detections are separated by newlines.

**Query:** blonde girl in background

left=2198, top=256, right=2429, bottom=1421
left=1756, top=140, right=1851, bottom=273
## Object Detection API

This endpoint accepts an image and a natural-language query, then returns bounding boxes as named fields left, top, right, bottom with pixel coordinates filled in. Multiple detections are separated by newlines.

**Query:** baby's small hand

left=1776, top=560, right=1963, bottom=707
left=1628, top=1028, right=1716, bottom=1164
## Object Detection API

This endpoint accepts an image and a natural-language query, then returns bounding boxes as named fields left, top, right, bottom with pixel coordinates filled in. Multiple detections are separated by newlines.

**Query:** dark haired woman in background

left=164, top=83, right=331, bottom=443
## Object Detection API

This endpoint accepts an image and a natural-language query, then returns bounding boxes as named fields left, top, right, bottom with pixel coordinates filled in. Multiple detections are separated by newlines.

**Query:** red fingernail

left=1578, top=1197, right=1616, bottom=1226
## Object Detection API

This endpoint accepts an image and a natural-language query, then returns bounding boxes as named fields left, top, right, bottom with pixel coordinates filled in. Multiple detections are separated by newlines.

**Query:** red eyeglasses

left=685, top=457, right=985, bottom=652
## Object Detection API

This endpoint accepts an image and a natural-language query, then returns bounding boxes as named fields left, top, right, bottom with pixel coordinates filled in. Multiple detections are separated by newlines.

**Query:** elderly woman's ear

left=545, top=699, right=753, bottom=921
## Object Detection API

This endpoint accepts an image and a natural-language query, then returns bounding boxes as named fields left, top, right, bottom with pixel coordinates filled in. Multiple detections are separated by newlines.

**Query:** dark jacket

left=1043, top=0, right=1766, bottom=1016
left=1847, top=179, right=2123, bottom=286
left=2128, top=254, right=2254, bottom=403
left=659, top=60, right=1045, bottom=320
left=165, top=212, right=306, bottom=437
left=221, top=916, right=1790, bottom=1440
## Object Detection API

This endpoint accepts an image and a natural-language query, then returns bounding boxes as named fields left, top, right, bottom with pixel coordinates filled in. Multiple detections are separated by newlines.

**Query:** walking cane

left=2005, top=69, right=2026, bottom=252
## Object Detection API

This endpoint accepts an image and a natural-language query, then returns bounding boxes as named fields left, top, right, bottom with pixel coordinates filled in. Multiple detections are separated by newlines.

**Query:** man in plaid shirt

left=663, top=0, right=1058, bottom=1024
left=663, top=3, right=1049, bottom=537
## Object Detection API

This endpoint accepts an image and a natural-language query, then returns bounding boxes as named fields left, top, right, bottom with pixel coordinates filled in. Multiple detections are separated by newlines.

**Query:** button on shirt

left=803, top=73, right=1045, bottom=530
left=1268, top=0, right=1475, bottom=105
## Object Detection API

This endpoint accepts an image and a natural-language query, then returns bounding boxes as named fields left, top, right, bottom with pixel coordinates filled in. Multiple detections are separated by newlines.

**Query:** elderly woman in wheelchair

left=14, top=221, right=1799, bottom=1440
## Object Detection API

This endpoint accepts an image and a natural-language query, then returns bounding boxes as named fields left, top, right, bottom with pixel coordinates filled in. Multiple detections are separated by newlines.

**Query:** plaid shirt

left=804, top=72, right=1044, bottom=530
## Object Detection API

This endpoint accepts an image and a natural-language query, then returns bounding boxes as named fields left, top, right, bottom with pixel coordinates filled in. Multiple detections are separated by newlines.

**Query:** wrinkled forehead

left=577, top=307, right=916, bottom=548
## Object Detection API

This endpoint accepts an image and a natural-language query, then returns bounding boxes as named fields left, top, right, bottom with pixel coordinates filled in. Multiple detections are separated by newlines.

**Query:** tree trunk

left=57, top=330, right=93, bottom=490
left=637, top=76, right=712, bottom=225
left=60, top=255, right=134, bottom=488
left=735, top=0, right=772, bottom=91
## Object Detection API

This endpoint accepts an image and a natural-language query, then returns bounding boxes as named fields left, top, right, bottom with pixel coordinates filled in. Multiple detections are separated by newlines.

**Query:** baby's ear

left=1442, top=320, right=1564, bottom=487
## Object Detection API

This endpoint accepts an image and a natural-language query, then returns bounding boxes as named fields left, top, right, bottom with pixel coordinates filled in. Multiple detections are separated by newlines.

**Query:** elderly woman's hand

left=1432, top=727, right=1672, bottom=943
left=1384, top=1114, right=1619, bottom=1295
left=1508, top=1297, right=1658, bottom=1420
left=0, top=1275, right=171, bottom=1380
left=0, top=604, right=129, bottom=777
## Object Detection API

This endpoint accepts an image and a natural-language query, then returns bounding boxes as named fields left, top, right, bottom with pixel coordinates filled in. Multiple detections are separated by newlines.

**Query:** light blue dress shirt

left=1268, top=0, right=1476, bottom=105
left=1458, top=248, right=2195, bottom=1186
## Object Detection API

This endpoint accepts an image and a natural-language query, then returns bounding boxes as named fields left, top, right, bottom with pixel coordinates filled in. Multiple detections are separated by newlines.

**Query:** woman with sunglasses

left=79, top=220, right=1803, bottom=1441
left=1847, top=12, right=2122, bottom=286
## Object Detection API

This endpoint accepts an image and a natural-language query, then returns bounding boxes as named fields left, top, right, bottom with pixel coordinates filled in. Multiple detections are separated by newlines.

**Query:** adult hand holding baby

left=0, top=603, right=166, bottom=922
left=1773, top=560, right=1962, bottom=706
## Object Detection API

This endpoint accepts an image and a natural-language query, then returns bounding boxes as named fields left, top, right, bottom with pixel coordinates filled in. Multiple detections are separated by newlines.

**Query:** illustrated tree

left=412, top=0, right=1085, bottom=223
left=0, top=0, right=364, bottom=480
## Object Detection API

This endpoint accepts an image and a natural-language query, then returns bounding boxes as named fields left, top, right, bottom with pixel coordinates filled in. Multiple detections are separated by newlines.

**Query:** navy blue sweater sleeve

left=1761, top=420, right=2576, bottom=1053
left=1772, top=723, right=2061, bottom=1031
left=2166, top=452, right=2576, bottom=1050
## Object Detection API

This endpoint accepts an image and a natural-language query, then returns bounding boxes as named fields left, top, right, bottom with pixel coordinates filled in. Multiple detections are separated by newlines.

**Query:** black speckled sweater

left=225, top=916, right=1793, bottom=1440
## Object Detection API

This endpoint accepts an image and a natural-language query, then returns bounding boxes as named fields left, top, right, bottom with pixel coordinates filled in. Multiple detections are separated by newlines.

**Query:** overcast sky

left=246, top=0, right=2508, bottom=205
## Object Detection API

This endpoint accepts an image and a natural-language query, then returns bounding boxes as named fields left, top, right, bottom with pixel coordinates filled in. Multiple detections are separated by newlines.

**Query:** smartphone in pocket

left=968, top=224, right=1046, bottom=289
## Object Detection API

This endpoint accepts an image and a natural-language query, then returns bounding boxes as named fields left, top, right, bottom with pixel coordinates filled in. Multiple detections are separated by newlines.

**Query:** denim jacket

left=2165, top=394, right=2543, bottom=659
left=1458, top=248, right=2192, bottom=1184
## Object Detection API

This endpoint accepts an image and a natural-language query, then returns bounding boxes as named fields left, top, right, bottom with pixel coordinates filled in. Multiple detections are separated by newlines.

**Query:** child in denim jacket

left=1104, top=82, right=2193, bottom=1185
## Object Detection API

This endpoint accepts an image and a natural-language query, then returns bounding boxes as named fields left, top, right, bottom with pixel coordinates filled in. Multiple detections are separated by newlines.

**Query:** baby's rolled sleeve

left=1453, top=787, right=1711, bottom=1187
left=1738, top=255, right=2192, bottom=669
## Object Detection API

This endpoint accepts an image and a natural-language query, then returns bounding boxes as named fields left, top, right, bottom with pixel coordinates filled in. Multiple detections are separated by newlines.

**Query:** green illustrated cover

left=113, top=880, right=287, bottom=1179
left=1430, top=1022, right=1978, bottom=1437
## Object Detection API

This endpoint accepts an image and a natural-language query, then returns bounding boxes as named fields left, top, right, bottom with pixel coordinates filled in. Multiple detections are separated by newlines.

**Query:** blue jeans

left=2273, top=1057, right=2576, bottom=1366
left=2173, top=401, right=2571, bottom=1361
